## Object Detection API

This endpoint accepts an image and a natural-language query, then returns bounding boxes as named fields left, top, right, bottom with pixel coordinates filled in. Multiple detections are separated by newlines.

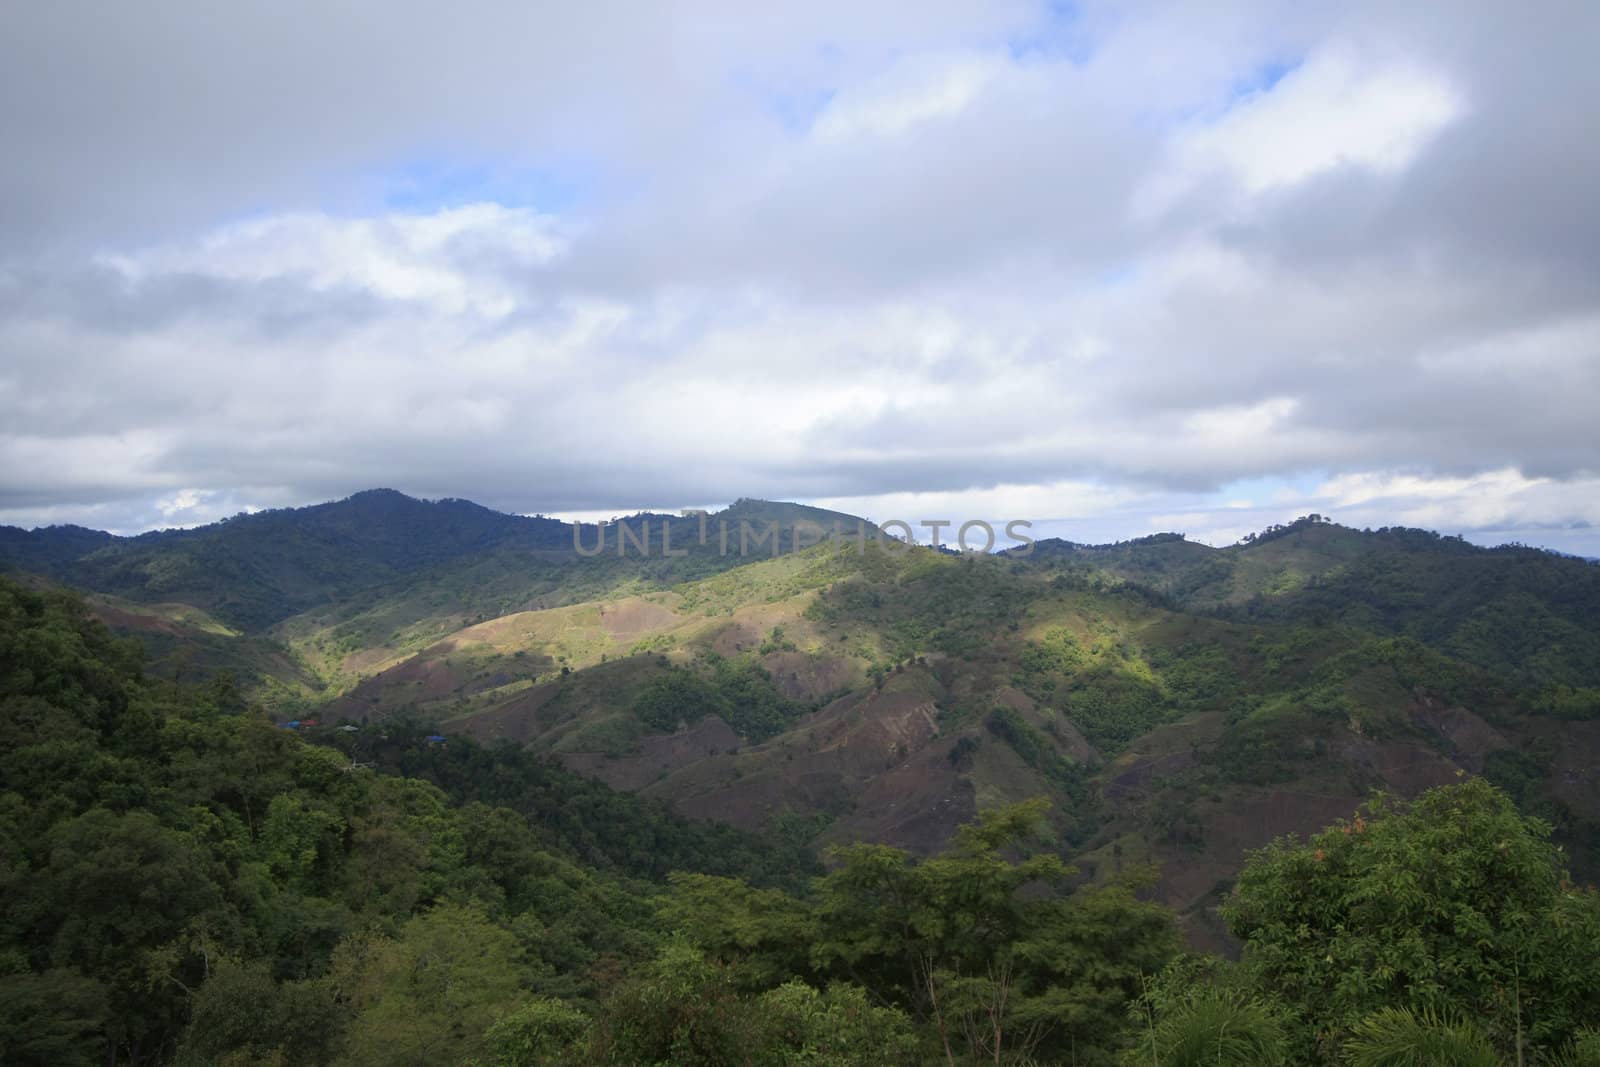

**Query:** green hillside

left=0, top=493, right=881, bottom=710
left=1016, top=516, right=1600, bottom=693
left=0, top=491, right=874, bottom=635
left=4, top=496, right=1600, bottom=1063
left=274, top=527, right=1599, bottom=936
left=4, top=574, right=1598, bottom=1065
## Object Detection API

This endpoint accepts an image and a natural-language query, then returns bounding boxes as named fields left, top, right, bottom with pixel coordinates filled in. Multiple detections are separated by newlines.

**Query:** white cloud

left=1313, top=468, right=1600, bottom=533
left=1207, top=52, right=1461, bottom=191
left=156, top=487, right=206, bottom=517
left=97, top=204, right=567, bottom=318
left=812, top=54, right=1004, bottom=142
left=1137, top=47, right=1464, bottom=220
left=808, top=480, right=1138, bottom=532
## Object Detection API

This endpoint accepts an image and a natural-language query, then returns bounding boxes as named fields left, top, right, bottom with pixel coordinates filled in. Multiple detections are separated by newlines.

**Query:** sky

left=1, top=2, right=1597, bottom=553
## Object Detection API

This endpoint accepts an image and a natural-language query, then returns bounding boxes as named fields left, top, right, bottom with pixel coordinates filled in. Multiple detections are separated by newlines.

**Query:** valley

left=9, top=492, right=1599, bottom=945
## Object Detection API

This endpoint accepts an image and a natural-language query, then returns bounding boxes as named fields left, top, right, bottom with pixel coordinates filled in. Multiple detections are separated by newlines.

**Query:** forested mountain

left=1020, top=517, right=1600, bottom=692
left=3, top=494, right=1600, bottom=1064
left=0, top=492, right=876, bottom=634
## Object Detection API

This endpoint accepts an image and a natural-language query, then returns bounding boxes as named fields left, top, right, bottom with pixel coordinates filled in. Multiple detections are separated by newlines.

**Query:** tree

left=173, top=958, right=339, bottom=1067
left=333, top=904, right=526, bottom=1067
left=37, top=808, right=224, bottom=1062
left=808, top=799, right=1178, bottom=1065
left=1224, top=779, right=1600, bottom=1058
left=656, top=873, right=816, bottom=989
left=483, top=996, right=589, bottom=1066
left=0, top=968, right=109, bottom=1067
left=753, top=980, right=920, bottom=1066
left=1121, top=989, right=1288, bottom=1067
left=587, top=939, right=765, bottom=1066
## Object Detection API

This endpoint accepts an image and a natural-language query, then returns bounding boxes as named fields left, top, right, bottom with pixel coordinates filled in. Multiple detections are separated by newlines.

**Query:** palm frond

left=1123, top=991, right=1287, bottom=1067
left=1343, top=1007, right=1501, bottom=1067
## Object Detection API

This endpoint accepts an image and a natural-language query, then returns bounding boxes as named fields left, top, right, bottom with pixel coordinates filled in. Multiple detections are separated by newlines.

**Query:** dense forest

left=5, top=574, right=1600, bottom=1065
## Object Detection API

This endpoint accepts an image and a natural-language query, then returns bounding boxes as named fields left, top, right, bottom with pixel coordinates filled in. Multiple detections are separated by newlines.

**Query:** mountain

left=0, top=489, right=558, bottom=630
left=5, top=495, right=1599, bottom=949
left=1014, top=516, right=1600, bottom=690
left=0, top=490, right=873, bottom=633
left=4, top=496, right=1600, bottom=1063
left=330, top=531, right=1595, bottom=946
left=0, top=522, right=117, bottom=572
left=0, top=492, right=879, bottom=703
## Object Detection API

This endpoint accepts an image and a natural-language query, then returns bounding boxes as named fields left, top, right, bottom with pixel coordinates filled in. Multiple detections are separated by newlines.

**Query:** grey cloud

left=0, top=1, right=1035, bottom=251
left=0, top=1, right=1597, bottom=551
left=0, top=264, right=387, bottom=336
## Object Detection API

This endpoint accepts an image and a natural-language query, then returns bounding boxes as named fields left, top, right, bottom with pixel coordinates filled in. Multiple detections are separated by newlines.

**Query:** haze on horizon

left=2, top=2, right=1597, bottom=554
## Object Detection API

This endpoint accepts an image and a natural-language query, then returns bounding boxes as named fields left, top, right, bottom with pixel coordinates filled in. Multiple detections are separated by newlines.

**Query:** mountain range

left=4, top=489, right=1599, bottom=953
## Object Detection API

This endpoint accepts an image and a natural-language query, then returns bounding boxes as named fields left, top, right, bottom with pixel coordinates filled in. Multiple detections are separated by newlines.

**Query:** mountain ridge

left=0, top=490, right=878, bottom=632
left=5, top=490, right=1598, bottom=938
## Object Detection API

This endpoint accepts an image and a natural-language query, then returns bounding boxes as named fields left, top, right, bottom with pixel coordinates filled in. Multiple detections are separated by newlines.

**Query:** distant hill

left=0, top=489, right=558, bottom=630
left=1009, top=516, right=1600, bottom=690
left=0, top=521, right=117, bottom=571
left=0, top=490, right=875, bottom=633
left=1006, top=519, right=1376, bottom=608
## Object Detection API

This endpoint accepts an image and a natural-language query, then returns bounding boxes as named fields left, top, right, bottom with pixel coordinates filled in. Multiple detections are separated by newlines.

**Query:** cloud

left=98, top=204, right=568, bottom=318
left=811, top=53, right=1005, bottom=143
left=0, top=1, right=1597, bottom=553
left=1136, top=48, right=1464, bottom=220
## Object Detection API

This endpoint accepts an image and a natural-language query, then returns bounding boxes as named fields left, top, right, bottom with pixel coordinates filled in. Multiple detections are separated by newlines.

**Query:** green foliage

left=174, top=958, right=338, bottom=1067
left=484, top=996, right=590, bottom=1066
left=809, top=799, right=1074, bottom=990
left=0, top=968, right=109, bottom=1067
left=1224, top=779, right=1600, bottom=1058
left=809, top=801, right=1177, bottom=1064
left=947, top=733, right=981, bottom=769
left=984, top=707, right=1099, bottom=843
left=1148, top=640, right=1245, bottom=712
left=1010, top=618, right=1181, bottom=755
left=656, top=874, right=816, bottom=989
left=1545, top=1029, right=1600, bottom=1067
left=632, top=669, right=723, bottom=733
left=334, top=905, right=526, bottom=1067
left=1197, top=629, right=1517, bottom=786
left=2, top=573, right=1178, bottom=1064
left=1219, top=533, right=1600, bottom=691
left=587, top=939, right=765, bottom=1066
left=260, top=792, right=346, bottom=893
left=372, top=722, right=821, bottom=890
left=1341, top=1007, right=1501, bottom=1067
left=0, top=576, right=815, bottom=1062
left=1017, top=625, right=1088, bottom=679
left=5, top=490, right=571, bottom=632
left=637, top=803, right=1178, bottom=1065
left=753, top=980, right=920, bottom=1065
left=1209, top=698, right=1326, bottom=785
left=582, top=942, right=923, bottom=1067
left=807, top=549, right=1040, bottom=661
left=630, top=653, right=808, bottom=743
left=758, top=625, right=797, bottom=655
left=1534, top=685, right=1600, bottom=720
left=1062, top=665, right=1171, bottom=753
left=1018, top=520, right=1600, bottom=704
left=1482, top=747, right=1567, bottom=825
left=1122, top=989, right=1289, bottom=1066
